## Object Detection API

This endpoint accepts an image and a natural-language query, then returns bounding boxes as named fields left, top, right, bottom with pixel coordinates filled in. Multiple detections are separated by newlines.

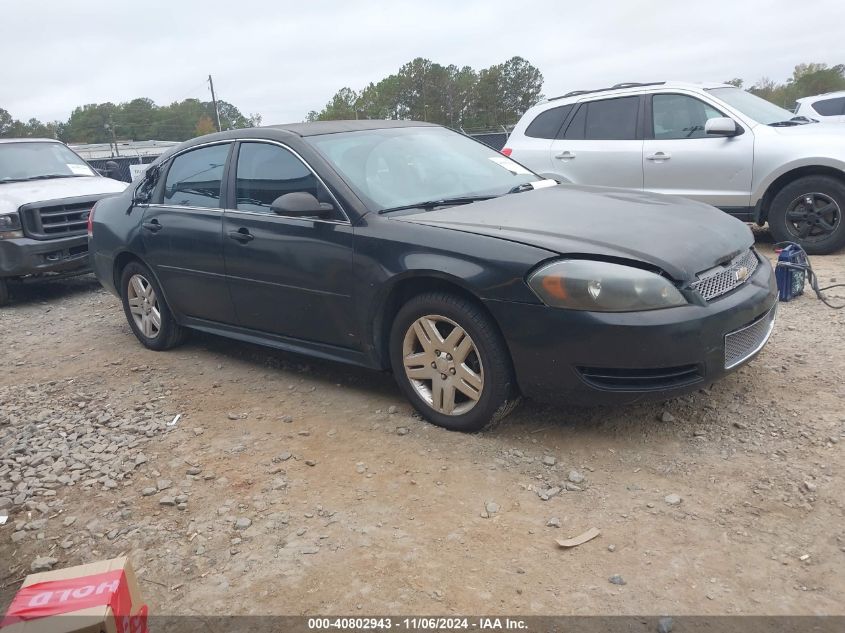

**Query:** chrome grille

left=20, top=200, right=95, bottom=240
left=724, top=304, right=777, bottom=369
left=691, top=249, right=759, bottom=301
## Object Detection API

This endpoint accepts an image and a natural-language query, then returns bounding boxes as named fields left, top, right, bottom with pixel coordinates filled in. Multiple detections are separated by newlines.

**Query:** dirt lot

left=1, top=237, right=844, bottom=617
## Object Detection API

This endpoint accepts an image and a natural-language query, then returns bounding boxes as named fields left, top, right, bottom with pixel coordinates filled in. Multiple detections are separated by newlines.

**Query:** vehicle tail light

left=501, top=147, right=513, bottom=157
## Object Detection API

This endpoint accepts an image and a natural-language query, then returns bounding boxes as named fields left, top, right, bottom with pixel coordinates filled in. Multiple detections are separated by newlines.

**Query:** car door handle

left=555, top=151, right=576, bottom=160
left=646, top=152, right=671, bottom=161
left=228, top=228, right=254, bottom=243
left=141, top=220, right=163, bottom=233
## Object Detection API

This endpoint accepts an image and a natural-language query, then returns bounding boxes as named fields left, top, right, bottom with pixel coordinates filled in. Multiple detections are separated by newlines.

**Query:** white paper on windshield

left=67, top=163, right=93, bottom=176
left=487, top=155, right=532, bottom=175
left=530, top=179, right=558, bottom=190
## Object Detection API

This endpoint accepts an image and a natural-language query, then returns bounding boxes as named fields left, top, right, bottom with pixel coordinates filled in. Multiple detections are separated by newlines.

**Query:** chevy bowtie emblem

left=735, top=266, right=749, bottom=282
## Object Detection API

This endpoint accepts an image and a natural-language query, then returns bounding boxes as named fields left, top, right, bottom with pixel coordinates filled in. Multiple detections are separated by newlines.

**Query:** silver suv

left=505, top=81, right=845, bottom=254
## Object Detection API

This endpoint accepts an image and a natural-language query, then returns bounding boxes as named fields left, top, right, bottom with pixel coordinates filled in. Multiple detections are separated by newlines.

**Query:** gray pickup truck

left=0, top=138, right=126, bottom=305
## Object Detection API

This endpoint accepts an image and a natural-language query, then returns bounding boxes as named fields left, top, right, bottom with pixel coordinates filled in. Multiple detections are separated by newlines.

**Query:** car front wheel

left=120, top=261, right=186, bottom=350
left=768, top=175, right=845, bottom=254
left=389, top=292, right=519, bottom=432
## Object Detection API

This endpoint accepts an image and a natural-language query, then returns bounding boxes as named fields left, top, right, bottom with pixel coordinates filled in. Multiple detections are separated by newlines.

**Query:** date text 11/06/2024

left=307, top=617, right=528, bottom=630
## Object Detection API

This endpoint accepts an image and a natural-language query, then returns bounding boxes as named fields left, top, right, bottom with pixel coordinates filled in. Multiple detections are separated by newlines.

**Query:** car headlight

left=528, top=259, right=687, bottom=312
left=0, top=212, right=23, bottom=239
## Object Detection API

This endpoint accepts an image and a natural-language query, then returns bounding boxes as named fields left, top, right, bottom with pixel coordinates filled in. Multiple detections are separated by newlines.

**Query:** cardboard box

left=1, top=558, right=147, bottom=633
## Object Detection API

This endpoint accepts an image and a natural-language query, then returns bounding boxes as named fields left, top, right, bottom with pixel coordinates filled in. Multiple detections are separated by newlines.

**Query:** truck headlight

left=528, top=259, right=687, bottom=312
left=0, top=212, right=23, bottom=239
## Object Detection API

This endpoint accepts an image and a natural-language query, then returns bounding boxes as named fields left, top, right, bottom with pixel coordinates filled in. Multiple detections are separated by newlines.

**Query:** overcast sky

left=1, top=0, right=842, bottom=126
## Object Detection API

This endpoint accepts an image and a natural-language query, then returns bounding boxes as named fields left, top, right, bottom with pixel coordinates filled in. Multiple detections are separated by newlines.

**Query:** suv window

left=525, top=105, right=573, bottom=139
left=652, top=94, right=724, bottom=139
left=811, top=96, right=845, bottom=116
left=162, top=144, right=229, bottom=208
left=563, top=96, right=639, bottom=140
left=235, top=142, right=328, bottom=215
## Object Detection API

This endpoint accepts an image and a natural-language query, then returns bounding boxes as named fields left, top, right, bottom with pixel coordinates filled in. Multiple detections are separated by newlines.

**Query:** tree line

left=2, top=61, right=843, bottom=145
left=306, top=56, right=544, bottom=131
left=0, top=98, right=260, bottom=144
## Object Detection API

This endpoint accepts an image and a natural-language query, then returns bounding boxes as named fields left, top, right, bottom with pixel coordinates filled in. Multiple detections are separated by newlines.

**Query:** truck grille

left=724, top=304, right=777, bottom=369
left=20, top=200, right=94, bottom=240
left=691, top=248, right=759, bottom=301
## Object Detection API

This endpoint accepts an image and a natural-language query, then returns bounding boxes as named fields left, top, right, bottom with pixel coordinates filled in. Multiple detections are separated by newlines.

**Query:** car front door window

left=235, top=142, right=336, bottom=217
left=652, top=94, right=725, bottom=140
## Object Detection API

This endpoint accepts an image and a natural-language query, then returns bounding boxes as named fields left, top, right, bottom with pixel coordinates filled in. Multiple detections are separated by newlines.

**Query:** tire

left=389, top=292, right=520, bottom=432
left=768, top=175, right=845, bottom=255
left=0, top=278, right=8, bottom=307
left=120, top=261, right=186, bottom=351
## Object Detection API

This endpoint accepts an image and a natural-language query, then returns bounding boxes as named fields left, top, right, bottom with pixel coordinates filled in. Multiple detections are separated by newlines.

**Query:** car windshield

left=305, top=126, right=541, bottom=212
left=0, top=141, right=95, bottom=183
left=706, top=87, right=799, bottom=125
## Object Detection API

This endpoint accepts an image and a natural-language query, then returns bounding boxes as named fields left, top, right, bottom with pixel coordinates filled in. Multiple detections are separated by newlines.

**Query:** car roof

left=542, top=80, right=732, bottom=104
left=265, top=119, right=438, bottom=136
left=796, top=90, right=845, bottom=103
left=183, top=120, right=439, bottom=147
left=0, top=138, right=63, bottom=144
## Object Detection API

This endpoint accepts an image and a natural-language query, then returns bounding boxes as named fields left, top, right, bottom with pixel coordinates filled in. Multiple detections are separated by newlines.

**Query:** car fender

left=752, top=155, right=845, bottom=204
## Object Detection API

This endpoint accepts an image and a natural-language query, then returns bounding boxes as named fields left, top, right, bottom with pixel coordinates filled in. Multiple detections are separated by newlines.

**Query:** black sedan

left=89, top=121, right=777, bottom=432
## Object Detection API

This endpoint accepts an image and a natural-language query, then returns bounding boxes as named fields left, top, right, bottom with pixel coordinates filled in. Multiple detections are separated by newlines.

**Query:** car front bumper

left=485, top=257, right=778, bottom=406
left=0, top=234, right=90, bottom=278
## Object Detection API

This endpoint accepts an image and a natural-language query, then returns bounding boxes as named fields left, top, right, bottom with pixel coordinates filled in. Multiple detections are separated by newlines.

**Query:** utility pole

left=208, top=74, right=222, bottom=132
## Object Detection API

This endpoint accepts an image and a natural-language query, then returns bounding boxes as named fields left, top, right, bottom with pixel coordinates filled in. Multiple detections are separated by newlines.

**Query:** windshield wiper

left=378, top=196, right=497, bottom=214
left=769, top=116, right=815, bottom=127
left=0, top=174, right=85, bottom=183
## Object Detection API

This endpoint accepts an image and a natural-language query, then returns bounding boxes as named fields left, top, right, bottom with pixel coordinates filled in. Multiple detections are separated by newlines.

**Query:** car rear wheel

left=120, top=261, right=186, bottom=351
left=389, top=292, right=519, bottom=432
left=768, top=175, right=845, bottom=254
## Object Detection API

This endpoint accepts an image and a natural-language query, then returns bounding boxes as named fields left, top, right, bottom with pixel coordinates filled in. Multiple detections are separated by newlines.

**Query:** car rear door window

left=525, top=105, right=573, bottom=139
left=585, top=97, right=640, bottom=140
left=652, top=94, right=725, bottom=139
left=162, top=143, right=229, bottom=208
left=562, top=97, right=640, bottom=140
left=811, top=96, right=845, bottom=116
left=235, top=142, right=327, bottom=214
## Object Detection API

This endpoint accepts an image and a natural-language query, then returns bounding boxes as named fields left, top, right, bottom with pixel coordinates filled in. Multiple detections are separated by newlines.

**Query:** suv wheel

left=769, top=175, right=845, bottom=254
left=0, top=279, right=8, bottom=307
left=120, top=261, right=186, bottom=350
left=389, top=292, right=519, bottom=432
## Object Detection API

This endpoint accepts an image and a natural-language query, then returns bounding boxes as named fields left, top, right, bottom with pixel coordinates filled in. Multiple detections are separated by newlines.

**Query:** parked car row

left=6, top=81, right=844, bottom=432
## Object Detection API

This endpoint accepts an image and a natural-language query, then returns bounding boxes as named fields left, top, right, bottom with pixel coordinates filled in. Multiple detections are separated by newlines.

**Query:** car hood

left=0, top=176, right=127, bottom=215
left=394, top=185, right=754, bottom=282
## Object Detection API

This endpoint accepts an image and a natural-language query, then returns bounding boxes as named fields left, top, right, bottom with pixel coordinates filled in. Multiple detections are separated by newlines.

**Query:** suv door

left=548, top=95, right=644, bottom=189
left=222, top=141, right=355, bottom=348
left=141, top=142, right=236, bottom=323
left=642, top=93, right=753, bottom=209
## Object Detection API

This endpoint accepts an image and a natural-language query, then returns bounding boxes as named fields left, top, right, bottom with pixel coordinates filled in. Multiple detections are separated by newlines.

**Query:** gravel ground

left=1, top=238, right=844, bottom=615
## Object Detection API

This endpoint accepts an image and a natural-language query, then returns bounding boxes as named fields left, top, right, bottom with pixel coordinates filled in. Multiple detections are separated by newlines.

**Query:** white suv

left=505, top=81, right=845, bottom=254
left=795, top=91, right=845, bottom=123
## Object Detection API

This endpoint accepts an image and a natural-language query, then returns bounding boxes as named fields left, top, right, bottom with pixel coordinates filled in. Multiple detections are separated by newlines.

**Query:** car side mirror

left=270, top=192, right=333, bottom=218
left=705, top=117, right=741, bottom=137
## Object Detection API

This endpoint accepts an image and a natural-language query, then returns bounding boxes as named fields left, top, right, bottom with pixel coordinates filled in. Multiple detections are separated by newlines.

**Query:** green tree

left=309, top=56, right=543, bottom=130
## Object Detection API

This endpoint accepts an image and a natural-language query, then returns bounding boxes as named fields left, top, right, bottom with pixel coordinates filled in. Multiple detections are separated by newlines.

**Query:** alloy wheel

left=785, top=192, right=841, bottom=241
left=126, top=274, right=161, bottom=338
left=402, top=314, right=484, bottom=416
